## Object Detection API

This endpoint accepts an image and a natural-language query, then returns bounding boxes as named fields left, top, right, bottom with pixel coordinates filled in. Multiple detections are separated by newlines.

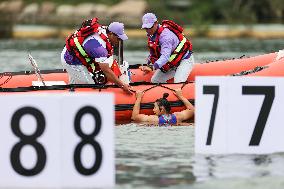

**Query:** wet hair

left=156, top=93, right=171, bottom=113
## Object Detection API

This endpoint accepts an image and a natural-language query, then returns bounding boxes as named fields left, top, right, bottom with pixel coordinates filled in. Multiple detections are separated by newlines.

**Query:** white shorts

left=61, top=47, right=95, bottom=84
left=151, top=54, right=195, bottom=83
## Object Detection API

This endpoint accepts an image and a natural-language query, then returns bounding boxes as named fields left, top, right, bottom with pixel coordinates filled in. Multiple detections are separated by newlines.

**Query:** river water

left=0, top=38, right=283, bottom=72
left=0, top=38, right=284, bottom=189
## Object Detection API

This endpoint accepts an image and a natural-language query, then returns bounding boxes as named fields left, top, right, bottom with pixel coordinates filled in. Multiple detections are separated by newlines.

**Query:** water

left=1, top=38, right=284, bottom=189
left=0, top=38, right=283, bottom=72
left=116, top=125, right=284, bottom=189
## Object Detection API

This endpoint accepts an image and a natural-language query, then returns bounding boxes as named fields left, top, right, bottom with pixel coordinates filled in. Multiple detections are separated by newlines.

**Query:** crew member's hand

left=153, top=63, right=159, bottom=70
left=174, top=88, right=183, bottom=98
left=135, top=90, right=144, bottom=99
left=121, top=83, right=133, bottom=95
left=139, top=66, right=152, bottom=74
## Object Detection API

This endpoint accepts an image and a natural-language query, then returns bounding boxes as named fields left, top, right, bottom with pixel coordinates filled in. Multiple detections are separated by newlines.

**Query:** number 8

left=10, top=107, right=46, bottom=176
left=74, top=106, right=102, bottom=175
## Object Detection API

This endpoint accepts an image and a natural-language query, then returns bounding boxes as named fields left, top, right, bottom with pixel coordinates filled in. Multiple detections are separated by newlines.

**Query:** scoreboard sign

left=0, top=93, right=114, bottom=188
left=196, top=77, right=284, bottom=154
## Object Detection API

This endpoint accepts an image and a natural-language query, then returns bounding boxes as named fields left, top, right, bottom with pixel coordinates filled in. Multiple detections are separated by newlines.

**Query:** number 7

left=203, top=86, right=219, bottom=145
left=242, top=86, right=275, bottom=146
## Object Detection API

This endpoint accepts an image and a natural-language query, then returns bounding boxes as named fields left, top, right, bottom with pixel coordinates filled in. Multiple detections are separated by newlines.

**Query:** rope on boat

left=141, top=81, right=189, bottom=93
left=0, top=72, right=12, bottom=87
left=0, top=81, right=192, bottom=93
left=0, top=69, right=67, bottom=76
left=142, top=85, right=158, bottom=93
left=181, top=81, right=188, bottom=89
left=231, top=65, right=269, bottom=76
left=0, top=78, right=194, bottom=111
left=204, top=54, right=246, bottom=64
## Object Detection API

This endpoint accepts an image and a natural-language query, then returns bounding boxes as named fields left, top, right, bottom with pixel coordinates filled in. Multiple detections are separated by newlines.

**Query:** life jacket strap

left=74, top=37, right=91, bottom=63
left=169, top=37, right=187, bottom=62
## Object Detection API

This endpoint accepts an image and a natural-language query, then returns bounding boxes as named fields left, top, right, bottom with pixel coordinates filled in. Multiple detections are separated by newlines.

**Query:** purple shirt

left=64, top=34, right=109, bottom=65
left=149, top=26, right=190, bottom=68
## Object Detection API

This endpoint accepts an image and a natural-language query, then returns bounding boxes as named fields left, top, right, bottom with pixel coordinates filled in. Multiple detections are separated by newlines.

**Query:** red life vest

left=65, top=18, right=113, bottom=84
left=147, top=20, right=193, bottom=73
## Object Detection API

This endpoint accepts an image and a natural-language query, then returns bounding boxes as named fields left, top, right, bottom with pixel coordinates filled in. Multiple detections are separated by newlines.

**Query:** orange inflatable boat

left=0, top=51, right=283, bottom=123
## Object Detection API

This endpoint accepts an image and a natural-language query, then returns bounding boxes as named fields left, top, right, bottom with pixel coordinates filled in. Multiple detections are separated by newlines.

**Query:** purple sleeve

left=154, top=29, right=179, bottom=68
left=64, top=49, right=81, bottom=65
left=83, top=38, right=108, bottom=58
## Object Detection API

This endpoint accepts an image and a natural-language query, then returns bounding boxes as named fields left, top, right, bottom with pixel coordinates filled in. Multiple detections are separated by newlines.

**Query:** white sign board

left=195, top=76, right=284, bottom=154
left=0, top=93, right=114, bottom=188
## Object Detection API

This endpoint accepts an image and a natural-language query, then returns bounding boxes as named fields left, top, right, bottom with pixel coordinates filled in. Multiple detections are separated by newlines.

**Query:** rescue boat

left=0, top=51, right=283, bottom=123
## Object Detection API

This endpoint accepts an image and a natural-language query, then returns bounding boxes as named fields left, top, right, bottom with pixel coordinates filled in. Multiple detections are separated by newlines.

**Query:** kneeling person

left=140, top=13, right=194, bottom=83
left=61, top=18, right=132, bottom=94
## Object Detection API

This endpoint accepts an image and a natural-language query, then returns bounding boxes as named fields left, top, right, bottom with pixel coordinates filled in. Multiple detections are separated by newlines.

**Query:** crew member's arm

left=139, top=65, right=153, bottom=73
left=139, top=55, right=154, bottom=73
left=99, top=62, right=132, bottom=94
left=85, top=38, right=132, bottom=94
left=153, top=29, right=178, bottom=69
left=173, top=88, right=194, bottom=122
left=140, top=29, right=176, bottom=73
left=131, top=90, right=157, bottom=123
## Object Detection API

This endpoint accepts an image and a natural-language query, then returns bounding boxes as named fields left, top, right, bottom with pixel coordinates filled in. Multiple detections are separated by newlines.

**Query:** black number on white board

left=203, top=86, right=219, bottom=145
left=242, top=86, right=275, bottom=146
left=10, top=107, right=46, bottom=176
left=74, top=106, right=102, bottom=175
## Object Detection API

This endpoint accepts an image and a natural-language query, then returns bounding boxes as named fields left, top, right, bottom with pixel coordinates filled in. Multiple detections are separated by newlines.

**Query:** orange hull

left=0, top=52, right=283, bottom=123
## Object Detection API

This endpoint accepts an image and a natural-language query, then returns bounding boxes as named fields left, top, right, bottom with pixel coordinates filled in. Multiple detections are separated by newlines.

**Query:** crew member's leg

left=174, top=55, right=194, bottom=83
left=151, top=69, right=175, bottom=83
left=61, top=47, right=95, bottom=84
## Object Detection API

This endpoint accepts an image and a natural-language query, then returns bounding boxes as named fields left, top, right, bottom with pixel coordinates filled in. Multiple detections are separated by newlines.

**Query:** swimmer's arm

left=174, top=88, right=194, bottom=111
left=174, top=88, right=195, bottom=122
left=133, top=114, right=158, bottom=123
left=132, top=91, right=149, bottom=122
left=174, top=109, right=194, bottom=122
left=131, top=90, right=143, bottom=120
left=178, top=95, right=194, bottom=111
left=132, top=91, right=157, bottom=123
